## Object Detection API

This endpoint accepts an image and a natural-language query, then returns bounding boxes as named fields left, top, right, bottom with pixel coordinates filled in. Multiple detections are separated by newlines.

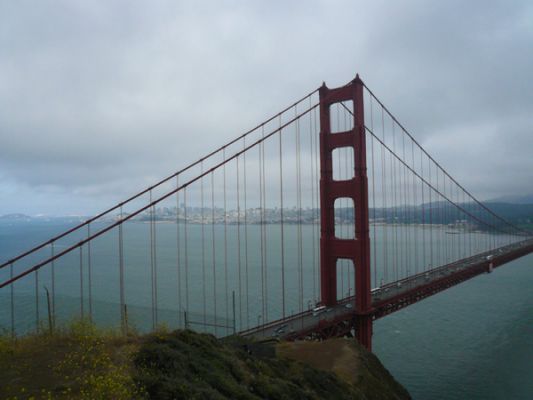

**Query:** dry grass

left=276, top=338, right=361, bottom=385
left=277, top=338, right=412, bottom=400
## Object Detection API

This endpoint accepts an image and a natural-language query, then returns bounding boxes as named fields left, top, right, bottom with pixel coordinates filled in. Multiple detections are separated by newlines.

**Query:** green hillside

left=0, top=322, right=410, bottom=399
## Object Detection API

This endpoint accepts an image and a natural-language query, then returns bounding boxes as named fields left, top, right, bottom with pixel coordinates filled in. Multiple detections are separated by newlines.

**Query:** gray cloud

left=1, top=0, right=532, bottom=215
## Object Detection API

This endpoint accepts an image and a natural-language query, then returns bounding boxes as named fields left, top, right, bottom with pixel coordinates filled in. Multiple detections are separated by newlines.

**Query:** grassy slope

left=1, top=325, right=411, bottom=400
left=0, top=321, right=143, bottom=400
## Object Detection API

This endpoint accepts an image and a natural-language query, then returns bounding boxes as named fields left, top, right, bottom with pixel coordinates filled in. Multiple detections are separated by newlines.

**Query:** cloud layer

left=1, top=0, right=532, bottom=214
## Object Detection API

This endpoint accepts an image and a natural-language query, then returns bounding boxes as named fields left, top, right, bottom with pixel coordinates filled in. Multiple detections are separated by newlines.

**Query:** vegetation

left=135, top=330, right=358, bottom=399
left=0, top=320, right=143, bottom=400
left=0, top=321, right=410, bottom=399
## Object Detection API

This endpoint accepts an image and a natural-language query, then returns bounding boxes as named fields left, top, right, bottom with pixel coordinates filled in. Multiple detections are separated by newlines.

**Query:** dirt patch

left=277, top=338, right=361, bottom=385
left=277, top=338, right=412, bottom=400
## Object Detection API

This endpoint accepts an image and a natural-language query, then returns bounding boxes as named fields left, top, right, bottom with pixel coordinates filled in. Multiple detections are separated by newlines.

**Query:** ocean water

left=374, top=253, right=533, bottom=400
left=0, top=219, right=531, bottom=399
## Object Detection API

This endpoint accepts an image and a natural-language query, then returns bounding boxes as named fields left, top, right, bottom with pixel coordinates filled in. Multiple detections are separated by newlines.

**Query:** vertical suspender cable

left=475, top=203, right=479, bottom=253
left=370, top=96, right=379, bottom=287
left=397, top=125, right=404, bottom=279
left=468, top=192, right=473, bottom=256
left=411, top=141, right=418, bottom=275
left=457, top=186, right=466, bottom=258
left=448, top=176, right=452, bottom=262
left=464, top=190, right=468, bottom=257
left=440, top=175, right=444, bottom=257
left=79, top=246, right=83, bottom=319
left=442, top=174, right=448, bottom=263
left=279, top=117, right=286, bottom=318
left=485, top=214, right=492, bottom=251
left=402, top=129, right=409, bottom=278
left=390, top=119, right=398, bottom=282
left=259, top=136, right=265, bottom=327
left=296, top=106, right=304, bottom=314
left=313, top=104, right=322, bottom=302
left=176, top=176, right=182, bottom=326
left=211, top=172, right=217, bottom=335
left=457, top=187, right=467, bottom=258
left=262, top=127, right=269, bottom=323
left=453, top=182, right=457, bottom=260
left=396, top=131, right=409, bottom=278
left=395, top=124, right=403, bottom=279
left=428, top=158, right=434, bottom=269
left=35, top=266, right=39, bottom=330
left=444, top=173, right=449, bottom=263
left=308, top=98, right=317, bottom=303
left=184, top=187, right=189, bottom=316
left=420, top=148, right=426, bottom=271
left=461, top=189, right=469, bottom=258
left=236, top=154, right=242, bottom=330
left=243, top=137, right=249, bottom=328
left=443, top=174, right=455, bottom=264
left=154, top=195, right=159, bottom=326
left=87, top=224, right=93, bottom=321
left=390, top=120, right=401, bottom=280
left=119, top=206, right=125, bottom=332
left=10, top=263, right=15, bottom=337
left=436, top=164, right=440, bottom=265
left=149, top=189, right=155, bottom=329
left=201, top=162, right=207, bottom=329
left=223, top=148, right=229, bottom=331
left=456, top=181, right=460, bottom=260
left=380, top=107, right=388, bottom=283
left=369, top=95, right=377, bottom=288
left=452, top=176, right=456, bottom=261
left=51, top=243, right=55, bottom=325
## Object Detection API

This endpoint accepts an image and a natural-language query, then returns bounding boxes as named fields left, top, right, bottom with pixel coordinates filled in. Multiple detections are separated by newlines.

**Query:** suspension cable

left=362, top=82, right=532, bottom=236
left=0, top=89, right=320, bottom=272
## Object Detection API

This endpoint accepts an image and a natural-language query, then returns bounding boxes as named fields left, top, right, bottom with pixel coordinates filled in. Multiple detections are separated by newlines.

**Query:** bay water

left=0, top=219, right=531, bottom=399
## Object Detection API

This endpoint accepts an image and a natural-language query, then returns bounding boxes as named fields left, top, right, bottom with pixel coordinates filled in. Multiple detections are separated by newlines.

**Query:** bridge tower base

left=319, top=75, right=373, bottom=350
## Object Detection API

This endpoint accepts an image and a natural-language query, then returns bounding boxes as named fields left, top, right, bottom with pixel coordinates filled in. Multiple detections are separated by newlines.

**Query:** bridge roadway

left=240, top=238, right=533, bottom=341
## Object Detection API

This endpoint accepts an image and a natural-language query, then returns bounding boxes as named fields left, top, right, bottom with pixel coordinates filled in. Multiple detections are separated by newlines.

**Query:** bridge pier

left=319, top=75, right=373, bottom=350
left=356, top=315, right=373, bottom=350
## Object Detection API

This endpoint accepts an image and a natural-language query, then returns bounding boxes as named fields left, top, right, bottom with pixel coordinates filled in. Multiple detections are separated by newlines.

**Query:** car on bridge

left=312, top=305, right=326, bottom=317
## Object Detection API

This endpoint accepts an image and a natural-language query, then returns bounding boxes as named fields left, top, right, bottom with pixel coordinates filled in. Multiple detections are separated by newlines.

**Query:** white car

left=312, top=305, right=326, bottom=317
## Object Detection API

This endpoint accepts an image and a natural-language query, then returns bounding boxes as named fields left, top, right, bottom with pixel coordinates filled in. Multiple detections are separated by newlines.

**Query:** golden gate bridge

left=2, top=74, right=532, bottom=350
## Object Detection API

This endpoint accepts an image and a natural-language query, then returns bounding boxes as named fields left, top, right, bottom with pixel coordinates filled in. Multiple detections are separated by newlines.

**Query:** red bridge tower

left=319, top=75, right=373, bottom=350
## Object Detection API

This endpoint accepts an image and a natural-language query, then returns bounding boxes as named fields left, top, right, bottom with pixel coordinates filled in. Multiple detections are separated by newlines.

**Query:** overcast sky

left=1, top=0, right=532, bottom=216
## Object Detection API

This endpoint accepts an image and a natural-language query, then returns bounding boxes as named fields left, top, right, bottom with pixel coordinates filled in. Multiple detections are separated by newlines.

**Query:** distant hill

left=0, top=213, right=34, bottom=221
left=487, top=194, right=533, bottom=205
left=364, top=200, right=533, bottom=230
left=478, top=202, right=533, bottom=228
left=0, top=214, right=89, bottom=225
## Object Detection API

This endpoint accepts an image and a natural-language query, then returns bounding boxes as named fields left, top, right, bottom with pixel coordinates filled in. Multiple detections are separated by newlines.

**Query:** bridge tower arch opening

left=319, top=75, right=373, bottom=350
left=336, top=258, right=356, bottom=302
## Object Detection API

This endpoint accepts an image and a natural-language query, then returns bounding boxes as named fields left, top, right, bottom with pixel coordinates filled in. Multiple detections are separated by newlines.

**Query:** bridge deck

left=240, top=239, right=533, bottom=341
